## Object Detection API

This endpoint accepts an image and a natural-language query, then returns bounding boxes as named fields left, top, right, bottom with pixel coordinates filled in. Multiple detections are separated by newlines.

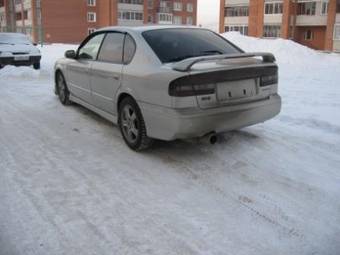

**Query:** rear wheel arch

left=117, top=93, right=136, bottom=111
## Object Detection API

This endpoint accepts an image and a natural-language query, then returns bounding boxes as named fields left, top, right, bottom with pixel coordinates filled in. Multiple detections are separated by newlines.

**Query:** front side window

left=97, top=33, right=125, bottom=64
left=78, top=33, right=105, bottom=60
left=142, top=28, right=240, bottom=63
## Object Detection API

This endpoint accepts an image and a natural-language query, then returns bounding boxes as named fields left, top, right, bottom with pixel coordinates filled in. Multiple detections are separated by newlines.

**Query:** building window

left=16, top=12, right=22, bottom=21
left=187, top=3, right=193, bottom=12
left=263, top=25, right=281, bottom=37
left=337, top=1, right=340, bottom=13
left=88, top=0, right=96, bottom=6
left=334, top=24, right=340, bottom=40
left=118, top=11, right=143, bottom=20
left=148, top=15, right=153, bottom=23
left=225, top=25, right=248, bottom=35
left=0, top=0, right=4, bottom=7
left=304, top=30, right=313, bottom=40
left=265, top=2, right=283, bottom=14
left=298, top=2, right=316, bottom=15
left=118, top=0, right=143, bottom=4
left=23, top=10, right=28, bottom=19
left=88, top=28, right=96, bottom=35
left=225, top=6, right=249, bottom=17
left=87, top=12, right=96, bottom=22
left=158, top=13, right=172, bottom=23
left=173, top=2, right=182, bottom=11
left=148, top=0, right=153, bottom=9
left=173, top=16, right=182, bottom=25
left=186, top=16, right=193, bottom=25
left=321, top=1, right=328, bottom=15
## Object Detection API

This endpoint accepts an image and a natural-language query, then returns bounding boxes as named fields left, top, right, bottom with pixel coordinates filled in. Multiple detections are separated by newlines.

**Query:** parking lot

left=1, top=42, right=340, bottom=255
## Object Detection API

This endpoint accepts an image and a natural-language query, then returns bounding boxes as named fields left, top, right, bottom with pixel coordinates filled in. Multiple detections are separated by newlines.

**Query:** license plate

left=14, top=56, right=30, bottom=61
left=217, top=79, right=257, bottom=102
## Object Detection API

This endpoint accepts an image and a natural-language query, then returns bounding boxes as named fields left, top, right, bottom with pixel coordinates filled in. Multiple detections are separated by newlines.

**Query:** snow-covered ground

left=1, top=33, right=340, bottom=255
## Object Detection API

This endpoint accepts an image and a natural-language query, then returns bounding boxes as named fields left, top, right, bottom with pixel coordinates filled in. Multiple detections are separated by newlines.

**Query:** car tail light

left=260, top=73, right=278, bottom=86
left=169, top=83, right=215, bottom=97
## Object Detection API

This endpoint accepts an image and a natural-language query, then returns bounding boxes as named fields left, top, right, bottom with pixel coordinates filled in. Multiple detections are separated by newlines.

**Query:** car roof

left=0, top=32, right=28, bottom=37
left=96, top=25, right=208, bottom=34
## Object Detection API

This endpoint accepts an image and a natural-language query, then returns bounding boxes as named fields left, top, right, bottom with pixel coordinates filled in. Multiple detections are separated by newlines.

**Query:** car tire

left=56, top=72, right=71, bottom=105
left=118, top=97, right=153, bottom=151
left=33, top=62, right=41, bottom=70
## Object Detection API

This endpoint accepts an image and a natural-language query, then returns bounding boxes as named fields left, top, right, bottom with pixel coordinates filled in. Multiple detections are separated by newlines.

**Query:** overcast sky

left=197, top=0, right=220, bottom=31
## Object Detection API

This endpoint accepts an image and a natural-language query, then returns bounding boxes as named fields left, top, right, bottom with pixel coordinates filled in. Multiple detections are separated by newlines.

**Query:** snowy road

left=1, top=37, right=340, bottom=255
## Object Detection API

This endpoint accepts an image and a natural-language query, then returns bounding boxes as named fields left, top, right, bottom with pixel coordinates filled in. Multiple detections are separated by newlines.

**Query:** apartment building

left=0, top=0, right=197, bottom=43
left=219, top=0, right=340, bottom=52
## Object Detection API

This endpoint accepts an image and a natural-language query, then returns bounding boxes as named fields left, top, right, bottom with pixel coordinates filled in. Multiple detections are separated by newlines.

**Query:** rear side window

left=123, top=34, right=136, bottom=64
left=98, top=33, right=125, bottom=64
left=142, top=28, right=241, bottom=63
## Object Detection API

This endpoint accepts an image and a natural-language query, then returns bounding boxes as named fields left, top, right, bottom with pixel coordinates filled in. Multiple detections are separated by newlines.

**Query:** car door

left=90, top=32, right=126, bottom=114
left=66, top=33, right=105, bottom=104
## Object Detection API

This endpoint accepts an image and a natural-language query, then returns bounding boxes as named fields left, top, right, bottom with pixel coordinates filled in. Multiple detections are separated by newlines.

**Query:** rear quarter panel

left=117, top=32, right=190, bottom=109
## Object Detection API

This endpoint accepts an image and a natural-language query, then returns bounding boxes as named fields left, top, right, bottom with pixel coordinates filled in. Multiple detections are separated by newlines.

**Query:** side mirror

left=65, top=50, right=76, bottom=59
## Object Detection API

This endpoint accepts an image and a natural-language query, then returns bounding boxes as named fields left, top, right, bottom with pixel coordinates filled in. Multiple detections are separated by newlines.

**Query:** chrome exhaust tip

left=201, top=132, right=218, bottom=145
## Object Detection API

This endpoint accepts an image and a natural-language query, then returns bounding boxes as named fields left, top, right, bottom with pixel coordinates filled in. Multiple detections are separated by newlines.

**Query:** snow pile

left=223, top=32, right=340, bottom=80
left=223, top=32, right=340, bottom=135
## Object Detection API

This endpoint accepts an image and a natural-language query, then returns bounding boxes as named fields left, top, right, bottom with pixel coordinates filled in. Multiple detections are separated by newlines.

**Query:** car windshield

left=0, top=33, right=32, bottom=45
left=142, top=28, right=241, bottom=63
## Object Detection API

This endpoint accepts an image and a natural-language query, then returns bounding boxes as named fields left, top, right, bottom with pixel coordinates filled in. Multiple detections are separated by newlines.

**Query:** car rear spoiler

left=172, top=52, right=276, bottom=72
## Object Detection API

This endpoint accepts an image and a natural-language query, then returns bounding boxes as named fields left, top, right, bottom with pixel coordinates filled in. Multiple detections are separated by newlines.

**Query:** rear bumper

left=0, top=55, right=41, bottom=66
left=140, top=94, right=281, bottom=141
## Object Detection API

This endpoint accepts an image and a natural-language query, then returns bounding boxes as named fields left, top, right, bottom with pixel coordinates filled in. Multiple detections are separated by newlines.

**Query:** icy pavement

left=0, top=35, right=340, bottom=255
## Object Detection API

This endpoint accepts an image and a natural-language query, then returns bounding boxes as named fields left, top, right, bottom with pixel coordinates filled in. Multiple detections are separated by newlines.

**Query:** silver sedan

left=54, top=26, right=281, bottom=151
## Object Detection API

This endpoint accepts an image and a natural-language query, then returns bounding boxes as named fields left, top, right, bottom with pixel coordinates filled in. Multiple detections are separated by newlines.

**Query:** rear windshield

left=142, top=28, right=241, bottom=63
left=0, top=33, right=31, bottom=45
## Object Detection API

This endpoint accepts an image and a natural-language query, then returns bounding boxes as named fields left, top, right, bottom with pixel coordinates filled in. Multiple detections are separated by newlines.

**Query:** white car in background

left=0, top=33, right=41, bottom=69
left=55, top=26, right=281, bottom=151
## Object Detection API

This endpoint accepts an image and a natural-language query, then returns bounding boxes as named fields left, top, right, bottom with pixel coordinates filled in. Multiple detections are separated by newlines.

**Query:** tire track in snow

left=155, top=147, right=304, bottom=240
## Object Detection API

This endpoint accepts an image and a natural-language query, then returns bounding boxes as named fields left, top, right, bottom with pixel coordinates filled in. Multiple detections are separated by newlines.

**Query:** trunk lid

left=186, top=58, right=277, bottom=109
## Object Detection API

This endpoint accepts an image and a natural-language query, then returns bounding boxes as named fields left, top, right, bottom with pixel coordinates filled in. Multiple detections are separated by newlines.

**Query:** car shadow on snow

left=68, top=102, right=262, bottom=151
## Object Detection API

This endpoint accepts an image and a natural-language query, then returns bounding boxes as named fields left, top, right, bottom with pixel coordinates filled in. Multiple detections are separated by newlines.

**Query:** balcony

left=157, top=6, right=173, bottom=14
left=295, top=1, right=328, bottom=26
